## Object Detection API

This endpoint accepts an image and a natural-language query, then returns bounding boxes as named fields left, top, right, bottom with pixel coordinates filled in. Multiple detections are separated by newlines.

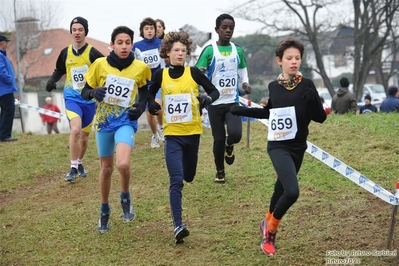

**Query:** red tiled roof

left=6, top=28, right=111, bottom=80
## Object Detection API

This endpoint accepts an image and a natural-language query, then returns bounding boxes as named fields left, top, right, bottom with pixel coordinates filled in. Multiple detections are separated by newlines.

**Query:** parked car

left=348, top=84, right=386, bottom=104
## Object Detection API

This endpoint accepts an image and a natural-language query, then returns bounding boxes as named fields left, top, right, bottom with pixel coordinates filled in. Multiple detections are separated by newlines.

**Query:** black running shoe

left=65, top=167, right=78, bottom=182
left=225, top=144, right=235, bottom=165
left=214, top=170, right=226, bottom=184
left=77, top=164, right=88, bottom=177
left=174, top=224, right=190, bottom=244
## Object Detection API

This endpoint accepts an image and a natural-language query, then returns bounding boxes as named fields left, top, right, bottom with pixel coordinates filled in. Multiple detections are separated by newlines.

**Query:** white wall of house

left=306, top=52, right=354, bottom=87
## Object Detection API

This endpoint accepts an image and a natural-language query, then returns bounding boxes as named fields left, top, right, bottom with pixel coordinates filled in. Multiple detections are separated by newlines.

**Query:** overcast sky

left=57, top=0, right=263, bottom=43
left=2, top=0, right=355, bottom=45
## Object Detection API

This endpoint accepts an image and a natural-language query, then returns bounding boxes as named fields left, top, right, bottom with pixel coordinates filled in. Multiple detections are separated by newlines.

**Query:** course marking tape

left=15, top=101, right=67, bottom=120
left=239, top=96, right=399, bottom=206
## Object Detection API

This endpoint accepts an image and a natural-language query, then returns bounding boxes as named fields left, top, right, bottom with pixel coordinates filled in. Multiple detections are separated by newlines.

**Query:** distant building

left=6, top=28, right=111, bottom=88
left=278, top=25, right=399, bottom=87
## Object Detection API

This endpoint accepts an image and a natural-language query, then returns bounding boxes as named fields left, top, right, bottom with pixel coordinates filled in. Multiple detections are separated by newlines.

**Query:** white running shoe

left=151, top=134, right=160, bottom=148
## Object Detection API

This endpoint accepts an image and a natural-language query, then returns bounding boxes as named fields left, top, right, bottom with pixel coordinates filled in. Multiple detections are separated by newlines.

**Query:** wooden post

left=387, top=182, right=399, bottom=250
left=246, top=100, right=251, bottom=149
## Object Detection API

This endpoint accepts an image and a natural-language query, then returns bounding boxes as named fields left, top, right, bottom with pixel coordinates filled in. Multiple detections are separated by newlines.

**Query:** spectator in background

left=380, top=85, right=399, bottom=113
left=42, top=97, right=61, bottom=134
left=0, top=34, right=18, bottom=142
left=331, top=77, right=357, bottom=114
left=359, top=94, right=378, bottom=114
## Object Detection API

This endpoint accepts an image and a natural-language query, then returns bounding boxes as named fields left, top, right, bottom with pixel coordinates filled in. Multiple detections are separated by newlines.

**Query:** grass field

left=1, top=113, right=399, bottom=265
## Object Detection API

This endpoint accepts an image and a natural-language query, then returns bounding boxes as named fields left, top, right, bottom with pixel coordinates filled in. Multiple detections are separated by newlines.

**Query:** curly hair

left=159, top=30, right=193, bottom=58
left=275, top=37, right=304, bottom=59
left=139, top=17, right=156, bottom=38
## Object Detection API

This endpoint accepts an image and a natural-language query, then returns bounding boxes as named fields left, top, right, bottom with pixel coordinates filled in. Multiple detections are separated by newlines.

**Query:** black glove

left=198, top=95, right=212, bottom=109
left=90, top=87, right=107, bottom=102
left=128, top=103, right=145, bottom=121
left=46, top=81, right=56, bottom=92
left=302, top=87, right=318, bottom=106
left=148, top=101, right=161, bottom=115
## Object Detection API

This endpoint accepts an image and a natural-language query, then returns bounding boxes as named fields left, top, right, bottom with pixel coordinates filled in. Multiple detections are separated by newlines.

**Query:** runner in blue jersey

left=133, top=17, right=165, bottom=148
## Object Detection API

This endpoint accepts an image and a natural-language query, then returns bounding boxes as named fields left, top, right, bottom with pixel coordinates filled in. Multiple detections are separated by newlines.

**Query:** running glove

left=198, top=95, right=212, bottom=109
left=128, top=103, right=145, bottom=120
left=148, top=101, right=161, bottom=115
left=46, top=80, right=56, bottom=92
left=91, top=87, right=107, bottom=102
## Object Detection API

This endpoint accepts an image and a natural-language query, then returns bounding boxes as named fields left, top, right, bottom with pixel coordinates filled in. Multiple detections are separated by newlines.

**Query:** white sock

left=71, top=160, right=78, bottom=168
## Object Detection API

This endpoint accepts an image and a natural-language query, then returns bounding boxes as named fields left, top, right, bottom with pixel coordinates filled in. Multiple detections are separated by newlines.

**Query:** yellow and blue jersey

left=64, top=44, right=96, bottom=104
left=84, top=57, right=151, bottom=132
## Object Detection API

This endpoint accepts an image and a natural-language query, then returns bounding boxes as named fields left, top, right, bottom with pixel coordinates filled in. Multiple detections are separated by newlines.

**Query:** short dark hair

left=340, top=77, right=349, bottom=88
left=139, top=17, right=156, bottom=38
left=275, top=37, right=304, bottom=59
left=216, top=14, right=235, bottom=28
left=388, top=85, right=398, bottom=96
left=111, top=26, right=134, bottom=43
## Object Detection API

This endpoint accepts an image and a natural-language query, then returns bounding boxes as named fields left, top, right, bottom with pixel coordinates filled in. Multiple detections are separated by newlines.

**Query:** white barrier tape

left=306, top=142, right=399, bottom=205
left=239, top=97, right=270, bottom=126
left=238, top=96, right=399, bottom=206
left=15, top=101, right=67, bottom=120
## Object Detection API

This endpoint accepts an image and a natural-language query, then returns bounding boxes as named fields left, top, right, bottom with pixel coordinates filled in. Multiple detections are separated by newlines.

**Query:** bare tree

left=2, top=0, right=61, bottom=88
left=229, top=0, right=399, bottom=101
left=352, top=0, right=399, bottom=100
left=229, top=0, right=343, bottom=97
left=1, top=0, right=61, bottom=30
left=368, top=2, right=399, bottom=94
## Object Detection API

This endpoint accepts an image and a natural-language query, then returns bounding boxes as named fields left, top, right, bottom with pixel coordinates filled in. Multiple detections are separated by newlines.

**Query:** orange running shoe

left=261, top=230, right=276, bottom=255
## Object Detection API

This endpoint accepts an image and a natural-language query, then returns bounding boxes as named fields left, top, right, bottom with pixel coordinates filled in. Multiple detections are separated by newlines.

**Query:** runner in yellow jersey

left=46, top=17, right=104, bottom=182
left=148, top=30, right=219, bottom=244
left=81, top=26, right=151, bottom=234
